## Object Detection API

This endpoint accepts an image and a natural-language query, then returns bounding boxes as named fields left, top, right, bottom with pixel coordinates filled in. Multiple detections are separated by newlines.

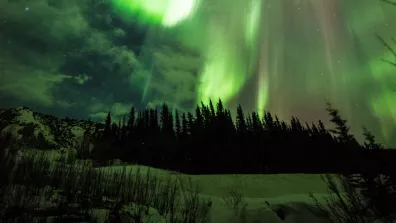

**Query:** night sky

left=1, top=0, right=396, bottom=146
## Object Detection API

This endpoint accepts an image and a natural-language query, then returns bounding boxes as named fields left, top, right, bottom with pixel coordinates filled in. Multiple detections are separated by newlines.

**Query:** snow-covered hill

left=0, top=107, right=103, bottom=150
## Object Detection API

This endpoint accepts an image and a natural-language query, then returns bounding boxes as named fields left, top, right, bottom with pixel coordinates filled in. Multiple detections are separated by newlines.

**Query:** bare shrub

left=221, top=190, right=248, bottom=222
left=171, top=177, right=212, bottom=223
left=0, top=143, right=212, bottom=222
left=310, top=174, right=396, bottom=223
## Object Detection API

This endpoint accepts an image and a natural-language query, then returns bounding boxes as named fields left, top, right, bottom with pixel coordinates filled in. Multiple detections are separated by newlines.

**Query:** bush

left=0, top=143, right=212, bottom=222
left=310, top=174, right=396, bottom=223
left=221, top=189, right=247, bottom=221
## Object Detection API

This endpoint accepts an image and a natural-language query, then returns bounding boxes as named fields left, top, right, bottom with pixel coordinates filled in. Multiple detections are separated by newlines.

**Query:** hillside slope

left=0, top=107, right=103, bottom=150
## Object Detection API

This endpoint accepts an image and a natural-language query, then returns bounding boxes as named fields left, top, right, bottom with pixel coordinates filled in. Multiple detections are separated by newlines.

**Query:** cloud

left=82, top=31, right=140, bottom=73
left=0, top=0, right=143, bottom=116
left=0, top=0, right=202, bottom=120
left=0, top=0, right=88, bottom=107
left=0, top=54, right=72, bottom=107
left=88, top=102, right=131, bottom=122
left=113, top=28, right=127, bottom=38
left=88, top=112, right=108, bottom=121
left=139, top=44, right=202, bottom=110
left=110, top=102, right=131, bottom=116
left=87, top=99, right=108, bottom=113
left=0, top=0, right=89, bottom=48
left=74, top=74, right=92, bottom=85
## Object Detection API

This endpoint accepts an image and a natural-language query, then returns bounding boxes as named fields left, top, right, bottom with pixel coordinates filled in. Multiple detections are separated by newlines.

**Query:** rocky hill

left=0, top=107, right=104, bottom=151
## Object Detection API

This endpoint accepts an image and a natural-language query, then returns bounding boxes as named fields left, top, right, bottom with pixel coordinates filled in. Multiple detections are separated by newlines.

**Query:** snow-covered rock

left=0, top=107, right=102, bottom=150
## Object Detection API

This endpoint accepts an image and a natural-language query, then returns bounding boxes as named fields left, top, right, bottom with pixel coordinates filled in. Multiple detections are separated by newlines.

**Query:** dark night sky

left=1, top=0, right=396, bottom=146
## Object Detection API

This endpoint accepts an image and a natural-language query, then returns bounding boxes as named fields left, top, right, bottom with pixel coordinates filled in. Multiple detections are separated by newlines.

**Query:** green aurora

left=0, top=0, right=395, bottom=146
left=112, top=0, right=396, bottom=145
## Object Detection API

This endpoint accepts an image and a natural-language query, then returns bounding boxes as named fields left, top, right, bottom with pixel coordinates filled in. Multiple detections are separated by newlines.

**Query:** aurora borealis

left=0, top=0, right=396, bottom=146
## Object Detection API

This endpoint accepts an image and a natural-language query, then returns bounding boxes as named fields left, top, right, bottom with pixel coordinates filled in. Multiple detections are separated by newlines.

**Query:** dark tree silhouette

left=80, top=98, right=396, bottom=175
left=103, top=112, right=112, bottom=139
left=175, top=109, right=182, bottom=139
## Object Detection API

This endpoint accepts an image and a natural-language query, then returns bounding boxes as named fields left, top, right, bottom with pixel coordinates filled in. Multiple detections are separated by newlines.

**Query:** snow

left=14, top=107, right=36, bottom=123
left=1, top=107, right=389, bottom=222
left=1, top=124, right=24, bottom=140
left=97, top=165, right=176, bottom=177
left=180, top=173, right=328, bottom=198
left=70, top=126, right=85, bottom=139
left=7, top=150, right=349, bottom=223
left=7, top=144, right=340, bottom=222
left=98, top=165, right=328, bottom=197
left=97, top=165, right=334, bottom=223
left=1, top=108, right=56, bottom=145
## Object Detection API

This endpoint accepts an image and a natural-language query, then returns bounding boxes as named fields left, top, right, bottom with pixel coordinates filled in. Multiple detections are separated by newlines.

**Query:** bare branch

left=376, top=34, right=396, bottom=58
left=381, top=59, right=396, bottom=67
left=382, top=0, right=396, bottom=6
left=376, top=34, right=396, bottom=68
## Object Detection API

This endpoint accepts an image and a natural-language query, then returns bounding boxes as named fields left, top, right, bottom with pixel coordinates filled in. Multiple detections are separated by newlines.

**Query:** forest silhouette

left=82, top=99, right=396, bottom=175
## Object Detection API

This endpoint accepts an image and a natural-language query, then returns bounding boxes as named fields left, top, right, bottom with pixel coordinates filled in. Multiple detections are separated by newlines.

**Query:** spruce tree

left=209, top=99, right=216, bottom=118
left=181, top=112, right=188, bottom=138
left=216, top=99, right=225, bottom=118
left=251, top=112, right=263, bottom=137
left=175, top=109, right=182, bottom=138
left=236, top=104, right=247, bottom=139
left=187, top=112, right=194, bottom=136
left=127, top=107, right=135, bottom=137
left=103, top=112, right=112, bottom=139
left=362, top=126, right=383, bottom=150
left=195, top=105, right=204, bottom=135
left=325, top=102, right=355, bottom=144
left=160, top=103, right=169, bottom=134
left=121, top=115, right=127, bottom=141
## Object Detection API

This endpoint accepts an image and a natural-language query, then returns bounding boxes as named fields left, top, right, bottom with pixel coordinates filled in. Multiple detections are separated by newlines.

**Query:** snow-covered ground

left=98, top=165, right=334, bottom=223
left=5, top=147, right=337, bottom=222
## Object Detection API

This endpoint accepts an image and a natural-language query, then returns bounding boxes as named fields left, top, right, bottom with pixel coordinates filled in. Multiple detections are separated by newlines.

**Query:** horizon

left=2, top=102, right=395, bottom=149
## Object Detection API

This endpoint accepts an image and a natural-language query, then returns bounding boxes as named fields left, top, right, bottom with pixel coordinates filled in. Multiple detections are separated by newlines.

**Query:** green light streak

left=197, top=0, right=262, bottom=106
left=369, top=50, right=396, bottom=143
left=112, top=0, right=199, bottom=27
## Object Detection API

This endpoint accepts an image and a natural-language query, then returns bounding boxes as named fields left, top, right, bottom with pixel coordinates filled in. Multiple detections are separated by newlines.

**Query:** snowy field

left=99, top=165, right=334, bottom=223
left=8, top=149, right=337, bottom=222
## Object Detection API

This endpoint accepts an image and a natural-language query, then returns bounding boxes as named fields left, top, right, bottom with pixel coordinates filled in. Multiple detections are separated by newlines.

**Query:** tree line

left=81, top=99, right=394, bottom=174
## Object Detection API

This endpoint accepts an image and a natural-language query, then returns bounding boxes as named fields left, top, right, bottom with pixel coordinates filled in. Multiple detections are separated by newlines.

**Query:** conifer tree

left=209, top=99, right=216, bottom=118
left=236, top=105, right=247, bottom=138
left=216, top=99, right=225, bottom=118
left=117, top=119, right=122, bottom=140
left=120, top=115, right=127, bottom=141
left=325, top=102, right=355, bottom=144
left=181, top=112, right=188, bottom=138
left=160, top=104, right=170, bottom=134
left=251, top=111, right=263, bottom=136
left=195, top=105, right=204, bottom=135
left=187, top=112, right=194, bottom=136
left=362, top=127, right=383, bottom=150
left=168, top=111, right=174, bottom=138
left=135, top=111, right=144, bottom=141
left=111, top=122, right=118, bottom=141
left=175, top=109, right=182, bottom=138
left=317, top=120, right=328, bottom=135
left=149, top=108, right=159, bottom=139
left=127, top=107, right=135, bottom=137
left=201, top=102, right=211, bottom=131
left=103, top=112, right=112, bottom=139
left=263, top=112, right=275, bottom=130
left=246, top=114, right=253, bottom=135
